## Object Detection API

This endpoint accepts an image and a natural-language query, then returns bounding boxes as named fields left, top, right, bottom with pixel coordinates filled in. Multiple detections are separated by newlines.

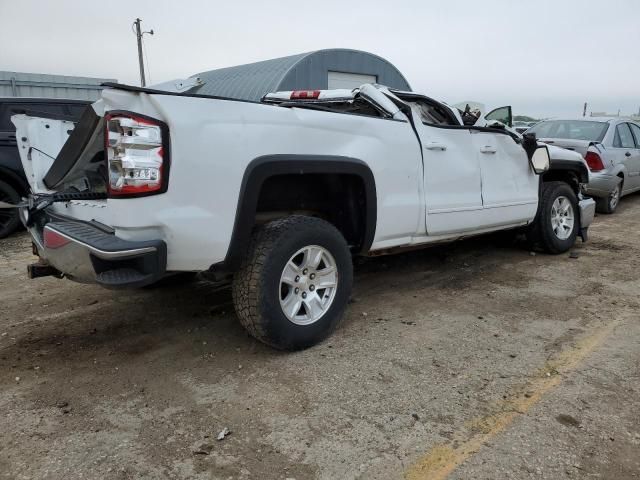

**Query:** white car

left=9, top=81, right=594, bottom=349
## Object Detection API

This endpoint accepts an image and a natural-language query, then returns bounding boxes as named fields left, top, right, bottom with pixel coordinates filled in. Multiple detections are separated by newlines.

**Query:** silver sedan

left=527, top=118, right=640, bottom=213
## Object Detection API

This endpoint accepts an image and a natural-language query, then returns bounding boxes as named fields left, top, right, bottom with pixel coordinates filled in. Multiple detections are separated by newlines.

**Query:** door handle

left=425, top=142, right=447, bottom=151
left=625, top=151, right=631, bottom=157
left=480, top=146, right=497, bottom=154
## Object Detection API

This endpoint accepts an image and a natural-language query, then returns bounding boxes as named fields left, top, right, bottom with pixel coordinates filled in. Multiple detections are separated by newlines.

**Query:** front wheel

left=232, top=215, right=353, bottom=350
left=527, top=181, right=579, bottom=254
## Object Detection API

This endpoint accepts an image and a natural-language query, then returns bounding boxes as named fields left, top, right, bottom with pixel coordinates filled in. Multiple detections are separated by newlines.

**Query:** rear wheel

left=595, top=178, right=622, bottom=214
left=232, top=215, right=352, bottom=350
left=0, top=180, right=21, bottom=239
left=528, top=181, right=578, bottom=254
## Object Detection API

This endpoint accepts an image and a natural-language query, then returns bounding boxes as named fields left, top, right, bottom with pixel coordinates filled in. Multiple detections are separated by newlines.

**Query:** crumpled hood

left=546, top=143, right=585, bottom=162
left=538, top=138, right=593, bottom=158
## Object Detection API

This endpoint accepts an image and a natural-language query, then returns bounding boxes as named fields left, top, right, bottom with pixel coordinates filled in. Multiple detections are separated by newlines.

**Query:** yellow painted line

left=405, top=320, right=620, bottom=480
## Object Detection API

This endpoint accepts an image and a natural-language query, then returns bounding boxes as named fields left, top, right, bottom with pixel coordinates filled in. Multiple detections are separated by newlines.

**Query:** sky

left=1, top=0, right=638, bottom=118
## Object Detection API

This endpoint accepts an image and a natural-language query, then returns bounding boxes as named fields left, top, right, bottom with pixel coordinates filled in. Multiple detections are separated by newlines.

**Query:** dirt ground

left=1, top=196, right=639, bottom=480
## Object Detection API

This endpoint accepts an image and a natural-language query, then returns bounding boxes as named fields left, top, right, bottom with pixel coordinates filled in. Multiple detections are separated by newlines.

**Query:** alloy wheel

left=550, top=196, right=575, bottom=240
left=279, top=245, right=338, bottom=325
left=609, top=185, right=620, bottom=210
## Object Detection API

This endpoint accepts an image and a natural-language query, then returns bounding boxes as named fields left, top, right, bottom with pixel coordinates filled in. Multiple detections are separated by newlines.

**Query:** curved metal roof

left=192, top=49, right=411, bottom=101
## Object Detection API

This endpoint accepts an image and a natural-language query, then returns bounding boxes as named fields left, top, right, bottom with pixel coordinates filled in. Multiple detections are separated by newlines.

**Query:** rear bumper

left=26, top=210, right=166, bottom=288
left=577, top=196, right=596, bottom=242
left=579, top=197, right=596, bottom=229
left=584, top=172, right=618, bottom=198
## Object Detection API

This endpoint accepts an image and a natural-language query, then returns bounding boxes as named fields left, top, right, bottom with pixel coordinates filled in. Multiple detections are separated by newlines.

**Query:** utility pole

left=582, top=102, right=587, bottom=117
left=134, top=18, right=153, bottom=87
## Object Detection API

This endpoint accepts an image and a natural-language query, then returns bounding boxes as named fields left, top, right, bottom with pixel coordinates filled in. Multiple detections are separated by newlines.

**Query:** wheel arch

left=541, top=161, right=587, bottom=196
left=615, top=169, right=625, bottom=188
left=546, top=159, right=589, bottom=187
left=221, top=155, right=377, bottom=271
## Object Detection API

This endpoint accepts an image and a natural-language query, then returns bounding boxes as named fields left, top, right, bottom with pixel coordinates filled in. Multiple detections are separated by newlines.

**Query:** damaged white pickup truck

left=9, top=81, right=594, bottom=349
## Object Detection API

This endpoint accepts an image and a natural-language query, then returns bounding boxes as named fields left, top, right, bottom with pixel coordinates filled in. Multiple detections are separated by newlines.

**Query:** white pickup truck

left=9, top=80, right=594, bottom=349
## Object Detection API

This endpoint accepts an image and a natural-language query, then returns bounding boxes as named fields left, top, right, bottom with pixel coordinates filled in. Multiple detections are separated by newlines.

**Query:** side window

left=528, top=121, right=555, bottom=138
left=614, top=123, right=635, bottom=149
left=629, top=123, right=640, bottom=148
left=411, top=100, right=458, bottom=126
left=485, top=106, right=512, bottom=127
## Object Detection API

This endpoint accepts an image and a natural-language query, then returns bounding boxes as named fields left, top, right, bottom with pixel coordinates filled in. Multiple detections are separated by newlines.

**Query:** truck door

left=471, top=128, right=539, bottom=225
left=408, top=100, right=484, bottom=235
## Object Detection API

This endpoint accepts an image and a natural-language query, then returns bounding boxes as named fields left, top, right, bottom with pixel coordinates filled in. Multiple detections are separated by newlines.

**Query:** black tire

left=232, top=215, right=353, bottom=350
left=595, top=178, right=622, bottom=214
left=0, top=179, right=21, bottom=239
left=527, top=181, right=579, bottom=254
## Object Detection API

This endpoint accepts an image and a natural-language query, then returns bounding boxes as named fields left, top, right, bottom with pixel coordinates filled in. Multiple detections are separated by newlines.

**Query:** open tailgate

left=11, top=114, right=75, bottom=194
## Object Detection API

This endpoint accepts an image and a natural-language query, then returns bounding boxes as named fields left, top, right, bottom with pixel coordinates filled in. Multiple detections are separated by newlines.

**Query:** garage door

left=327, top=71, right=377, bottom=90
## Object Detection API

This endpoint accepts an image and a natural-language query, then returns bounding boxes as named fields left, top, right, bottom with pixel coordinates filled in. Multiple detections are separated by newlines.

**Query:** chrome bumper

left=569, top=196, right=596, bottom=242
left=26, top=209, right=166, bottom=288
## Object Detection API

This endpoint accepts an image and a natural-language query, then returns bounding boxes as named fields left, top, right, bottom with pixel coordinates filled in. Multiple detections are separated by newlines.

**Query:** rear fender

left=222, top=155, right=377, bottom=271
left=585, top=144, right=625, bottom=181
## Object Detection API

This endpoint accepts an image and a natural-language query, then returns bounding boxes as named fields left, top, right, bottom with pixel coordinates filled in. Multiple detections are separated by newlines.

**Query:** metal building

left=192, top=49, right=412, bottom=101
left=0, top=71, right=116, bottom=101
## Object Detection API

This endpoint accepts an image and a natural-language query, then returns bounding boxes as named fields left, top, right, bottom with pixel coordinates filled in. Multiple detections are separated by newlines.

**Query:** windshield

left=528, top=120, right=609, bottom=142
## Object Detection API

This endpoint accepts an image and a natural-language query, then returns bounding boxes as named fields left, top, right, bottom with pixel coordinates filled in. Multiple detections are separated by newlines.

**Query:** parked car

left=513, top=121, right=537, bottom=134
left=527, top=118, right=640, bottom=213
left=0, top=97, right=90, bottom=237
left=10, top=81, right=594, bottom=350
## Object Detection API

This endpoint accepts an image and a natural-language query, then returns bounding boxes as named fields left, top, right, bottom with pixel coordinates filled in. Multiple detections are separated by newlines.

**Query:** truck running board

left=96, top=268, right=155, bottom=287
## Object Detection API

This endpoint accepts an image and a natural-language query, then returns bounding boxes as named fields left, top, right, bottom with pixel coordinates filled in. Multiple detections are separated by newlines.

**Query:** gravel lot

left=1, top=195, right=639, bottom=480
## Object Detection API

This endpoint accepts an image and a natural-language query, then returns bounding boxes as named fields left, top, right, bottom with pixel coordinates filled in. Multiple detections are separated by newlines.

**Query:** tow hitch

left=27, top=260, right=63, bottom=279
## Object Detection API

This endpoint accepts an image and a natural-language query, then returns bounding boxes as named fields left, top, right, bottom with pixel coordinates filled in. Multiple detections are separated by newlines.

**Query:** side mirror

left=531, top=146, right=550, bottom=174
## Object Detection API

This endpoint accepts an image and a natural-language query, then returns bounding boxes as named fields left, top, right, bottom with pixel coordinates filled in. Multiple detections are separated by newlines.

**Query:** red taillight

left=290, top=90, right=320, bottom=100
left=585, top=151, right=605, bottom=171
left=43, top=228, right=71, bottom=249
left=105, top=112, right=169, bottom=198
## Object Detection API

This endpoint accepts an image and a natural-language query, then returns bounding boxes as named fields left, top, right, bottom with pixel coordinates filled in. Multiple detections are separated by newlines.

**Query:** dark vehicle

left=0, top=97, right=90, bottom=238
